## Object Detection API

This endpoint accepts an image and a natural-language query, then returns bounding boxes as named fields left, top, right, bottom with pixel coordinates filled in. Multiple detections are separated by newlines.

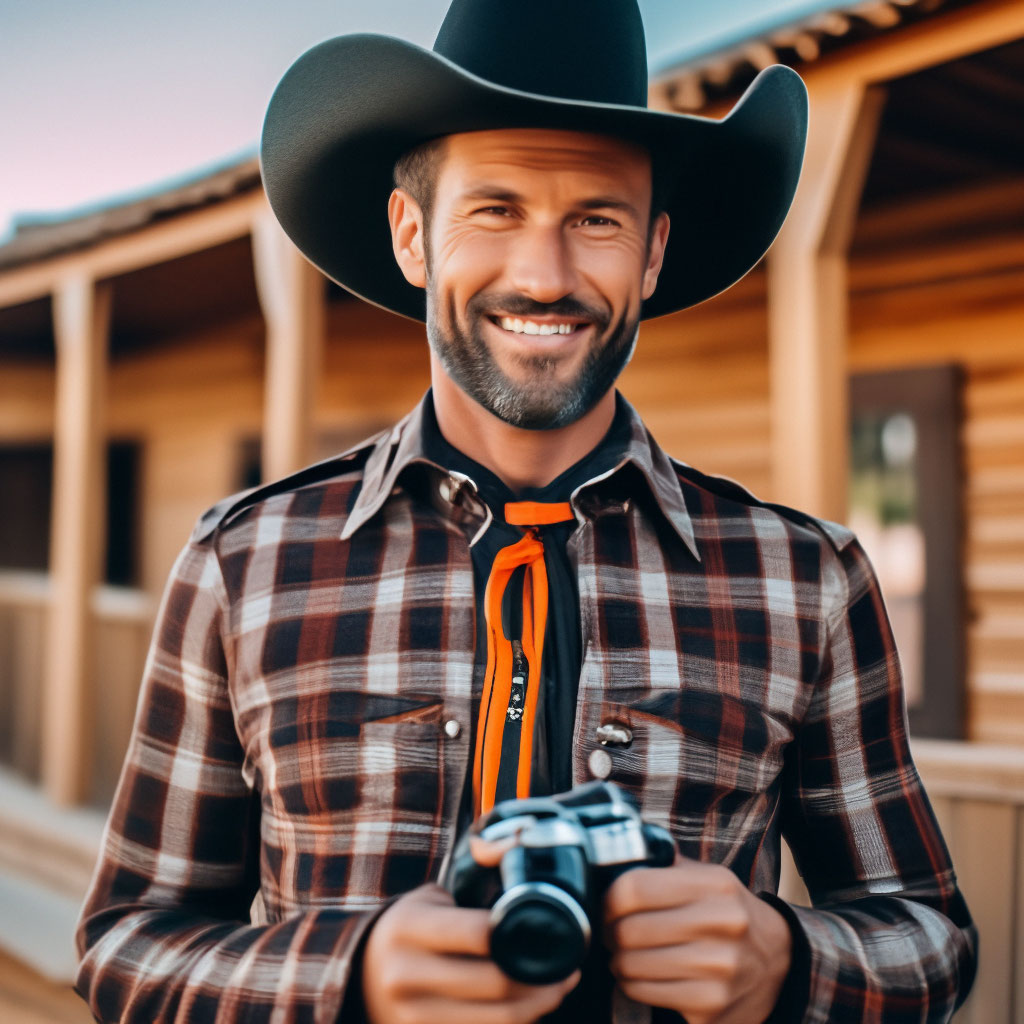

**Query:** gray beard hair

left=426, top=292, right=640, bottom=431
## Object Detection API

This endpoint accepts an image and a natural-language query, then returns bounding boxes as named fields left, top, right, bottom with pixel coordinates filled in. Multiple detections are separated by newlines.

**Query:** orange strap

left=504, top=501, right=574, bottom=526
left=472, top=500, right=575, bottom=817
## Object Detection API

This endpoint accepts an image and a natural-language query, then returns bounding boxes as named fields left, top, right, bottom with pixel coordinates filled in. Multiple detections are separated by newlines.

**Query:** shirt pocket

left=254, top=693, right=447, bottom=911
left=276, top=691, right=443, bottom=812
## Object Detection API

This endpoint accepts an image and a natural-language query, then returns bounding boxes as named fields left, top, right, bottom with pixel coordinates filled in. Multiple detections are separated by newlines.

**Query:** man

left=74, top=1, right=977, bottom=1022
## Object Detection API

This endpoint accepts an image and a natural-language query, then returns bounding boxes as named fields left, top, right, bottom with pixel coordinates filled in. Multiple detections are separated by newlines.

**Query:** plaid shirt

left=74, top=390, right=976, bottom=1023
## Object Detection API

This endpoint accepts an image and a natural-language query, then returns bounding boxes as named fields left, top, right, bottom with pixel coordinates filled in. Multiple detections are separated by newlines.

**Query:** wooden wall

left=622, top=269, right=772, bottom=498
left=848, top=187, right=1024, bottom=745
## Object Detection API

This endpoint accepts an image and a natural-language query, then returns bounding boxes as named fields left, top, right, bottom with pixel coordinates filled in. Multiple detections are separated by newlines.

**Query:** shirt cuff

left=335, top=896, right=402, bottom=1023
left=757, top=892, right=812, bottom=1023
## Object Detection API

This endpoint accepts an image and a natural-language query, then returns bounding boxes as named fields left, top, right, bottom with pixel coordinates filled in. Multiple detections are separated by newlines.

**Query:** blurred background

left=1, top=0, right=1022, bottom=1020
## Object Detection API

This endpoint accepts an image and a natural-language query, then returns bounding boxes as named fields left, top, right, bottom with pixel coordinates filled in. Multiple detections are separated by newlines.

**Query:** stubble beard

left=425, top=285, right=640, bottom=431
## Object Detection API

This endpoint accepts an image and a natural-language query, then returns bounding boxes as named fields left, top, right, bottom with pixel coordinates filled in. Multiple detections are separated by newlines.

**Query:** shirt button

left=443, top=719, right=462, bottom=739
left=596, top=722, right=633, bottom=747
left=439, top=477, right=457, bottom=503
left=588, top=747, right=613, bottom=779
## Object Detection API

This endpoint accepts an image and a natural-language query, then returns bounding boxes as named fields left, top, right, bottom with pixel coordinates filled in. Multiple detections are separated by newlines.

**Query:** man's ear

left=641, top=211, right=670, bottom=301
left=388, top=188, right=427, bottom=289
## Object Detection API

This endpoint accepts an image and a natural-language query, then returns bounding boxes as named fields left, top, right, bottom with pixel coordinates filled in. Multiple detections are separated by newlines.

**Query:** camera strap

left=473, top=500, right=576, bottom=817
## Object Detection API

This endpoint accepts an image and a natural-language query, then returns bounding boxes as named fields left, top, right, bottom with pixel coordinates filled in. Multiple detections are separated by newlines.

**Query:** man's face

left=390, top=128, right=669, bottom=429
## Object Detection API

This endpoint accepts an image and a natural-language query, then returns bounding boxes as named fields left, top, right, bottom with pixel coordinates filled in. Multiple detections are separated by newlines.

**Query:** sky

left=0, top=0, right=834, bottom=242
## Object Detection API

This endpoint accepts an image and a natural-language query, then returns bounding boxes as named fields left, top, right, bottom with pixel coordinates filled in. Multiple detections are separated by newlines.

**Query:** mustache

left=466, top=291, right=609, bottom=327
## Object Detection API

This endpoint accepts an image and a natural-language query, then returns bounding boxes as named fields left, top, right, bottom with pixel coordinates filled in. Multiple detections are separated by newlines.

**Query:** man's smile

left=489, top=315, right=588, bottom=337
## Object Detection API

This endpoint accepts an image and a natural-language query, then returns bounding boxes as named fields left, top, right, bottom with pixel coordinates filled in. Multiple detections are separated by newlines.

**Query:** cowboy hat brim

left=260, top=33, right=807, bottom=321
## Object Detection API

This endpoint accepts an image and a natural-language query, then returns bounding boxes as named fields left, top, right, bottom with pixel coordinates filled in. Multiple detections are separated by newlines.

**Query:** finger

left=399, top=904, right=493, bottom=956
left=406, top=970, right=582, bottom=1023
left=609, top=940, right=738, bottom=983
left=395, top=954, right=532, bottom=1000
left=616, top=978, right=733, bottom=1020
left=604, top=861, right=736, bottom=922
left=469, top=833, right=519, bottom=868
left=604, top=900, right=750, bottom=949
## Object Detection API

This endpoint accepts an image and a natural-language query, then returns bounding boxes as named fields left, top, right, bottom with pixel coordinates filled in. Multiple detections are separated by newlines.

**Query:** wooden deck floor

left=0, top=948, right=92, bottom=1024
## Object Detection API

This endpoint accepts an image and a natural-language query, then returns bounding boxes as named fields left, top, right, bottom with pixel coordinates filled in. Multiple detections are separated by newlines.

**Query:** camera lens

left=489, top=882, right=591, bottom=984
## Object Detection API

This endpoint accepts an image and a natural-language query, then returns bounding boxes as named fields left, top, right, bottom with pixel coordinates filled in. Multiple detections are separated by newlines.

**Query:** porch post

left=766, top=83, right=885, bottom=522
left=43, top=274, right=112, bottom=806
left=252, top=212, right=325, bottom=482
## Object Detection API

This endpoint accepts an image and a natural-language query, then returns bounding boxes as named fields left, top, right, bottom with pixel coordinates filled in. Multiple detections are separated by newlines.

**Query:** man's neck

left=429, top=357, right=617, bottom=493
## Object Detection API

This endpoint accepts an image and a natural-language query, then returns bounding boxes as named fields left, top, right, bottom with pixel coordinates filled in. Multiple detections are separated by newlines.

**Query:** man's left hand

left=603, top=855, right=792, bottom=1024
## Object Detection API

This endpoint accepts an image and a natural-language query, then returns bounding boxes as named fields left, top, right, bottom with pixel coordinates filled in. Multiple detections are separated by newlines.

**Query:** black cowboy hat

left=260, top=0, right=808, bottom=321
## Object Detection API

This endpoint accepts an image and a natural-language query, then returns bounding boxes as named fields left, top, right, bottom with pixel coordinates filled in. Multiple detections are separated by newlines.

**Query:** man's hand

left=362, top=883, right=581, bottom=1024
left=603, top=856, right=792, bottom=1024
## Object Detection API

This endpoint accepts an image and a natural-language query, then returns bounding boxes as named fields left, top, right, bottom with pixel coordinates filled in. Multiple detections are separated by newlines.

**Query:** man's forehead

left=441, top=128, right=651, bottom=180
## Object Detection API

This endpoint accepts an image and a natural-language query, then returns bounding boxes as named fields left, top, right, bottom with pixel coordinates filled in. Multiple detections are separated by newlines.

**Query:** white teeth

left=497, top=317, right=578, bottom=336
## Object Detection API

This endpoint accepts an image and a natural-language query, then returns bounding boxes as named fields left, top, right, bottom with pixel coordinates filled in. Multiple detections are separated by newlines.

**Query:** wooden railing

left=915, top=740, right=1024, bottom=1023
left=0, top=571, right=153, bottom=807
left=780, top=738, right=1024, bottom=1022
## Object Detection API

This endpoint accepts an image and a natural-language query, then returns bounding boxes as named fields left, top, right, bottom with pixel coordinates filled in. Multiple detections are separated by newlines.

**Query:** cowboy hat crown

left=432, top=0, right=648, bottom=108
left=260, top=0, right=808, bottom=320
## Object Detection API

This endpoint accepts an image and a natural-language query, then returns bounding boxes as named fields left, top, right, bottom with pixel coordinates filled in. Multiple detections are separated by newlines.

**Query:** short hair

left=392, top=136, right=448, bottom=225
left=392, top=133, right=670, bottom=242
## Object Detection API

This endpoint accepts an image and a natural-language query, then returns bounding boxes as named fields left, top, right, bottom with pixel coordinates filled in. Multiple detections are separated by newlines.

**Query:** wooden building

left=0, top=0, right=1022, bottom=1019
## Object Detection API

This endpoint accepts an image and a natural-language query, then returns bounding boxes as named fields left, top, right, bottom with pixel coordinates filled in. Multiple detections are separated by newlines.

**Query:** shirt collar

left=339, top=389, right=700, bottom=561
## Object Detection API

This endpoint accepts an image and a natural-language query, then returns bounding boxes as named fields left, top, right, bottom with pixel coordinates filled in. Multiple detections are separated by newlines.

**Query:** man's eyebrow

left=458, top=185, right=526, bottom=204
left=577, top=196, right=642, bottom=220
left=456, top=187, right=641, bottom=220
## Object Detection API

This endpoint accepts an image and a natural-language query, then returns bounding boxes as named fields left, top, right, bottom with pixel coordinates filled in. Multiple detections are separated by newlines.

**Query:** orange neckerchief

left=472, top=500, right=575, bottom=817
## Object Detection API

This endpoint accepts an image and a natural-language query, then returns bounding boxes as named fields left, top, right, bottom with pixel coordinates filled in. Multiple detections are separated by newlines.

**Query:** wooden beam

left=0, top=191, right=266, bottom=311
left=802, top=0, right=1024, bottom=90
left=851, top=233, right=1024, bottom=292
left=252, top=213, right=325, bottom=482
left=855, top=176, right=1024, bottom=247
left=42, top=274, right=111, bottom=806
left=765, top=83, right=886, bottom=520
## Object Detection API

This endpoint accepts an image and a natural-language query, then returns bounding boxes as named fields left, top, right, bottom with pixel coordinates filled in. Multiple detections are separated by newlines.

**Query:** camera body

left=443, top=780, right=676, bottom=984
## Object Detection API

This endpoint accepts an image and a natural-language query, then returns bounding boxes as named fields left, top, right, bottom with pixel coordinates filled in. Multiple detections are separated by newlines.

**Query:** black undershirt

left=420, top=390, right=631, bottom=817
left=421, top=391, right=635, bottom=1023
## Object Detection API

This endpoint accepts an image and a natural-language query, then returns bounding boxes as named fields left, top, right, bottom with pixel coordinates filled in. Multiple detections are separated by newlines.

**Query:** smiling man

left=74, top=1, right=976, bottom=1023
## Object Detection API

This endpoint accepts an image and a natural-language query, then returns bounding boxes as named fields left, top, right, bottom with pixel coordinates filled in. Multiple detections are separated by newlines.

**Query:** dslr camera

left=442, top=780, right=676, bottom=984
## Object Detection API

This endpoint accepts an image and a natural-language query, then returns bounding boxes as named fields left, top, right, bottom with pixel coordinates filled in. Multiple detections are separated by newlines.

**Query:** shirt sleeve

left=775, top=535, right=978, bottom=1021
left=73, top=530, right=378, bottom=1023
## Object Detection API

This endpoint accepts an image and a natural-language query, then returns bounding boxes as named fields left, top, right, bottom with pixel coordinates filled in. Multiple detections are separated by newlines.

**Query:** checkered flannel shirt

left=75, top=390, right=977, bottom=1023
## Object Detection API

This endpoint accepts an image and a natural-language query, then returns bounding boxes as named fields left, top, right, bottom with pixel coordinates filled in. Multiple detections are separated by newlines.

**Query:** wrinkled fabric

left=74, top=389, right=976, bottom=1023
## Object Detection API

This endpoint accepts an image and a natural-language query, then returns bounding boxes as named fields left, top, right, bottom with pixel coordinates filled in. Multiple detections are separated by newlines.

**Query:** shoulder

left=668, top=457, right=857, bottom=555
left=189, top=429, right=386, bottom=545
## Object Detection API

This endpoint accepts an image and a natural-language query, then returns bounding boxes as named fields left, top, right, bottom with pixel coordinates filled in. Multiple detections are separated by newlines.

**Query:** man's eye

left=579, top=215, right=618, bottom=227
left=474, top=206, right=510, bottom=216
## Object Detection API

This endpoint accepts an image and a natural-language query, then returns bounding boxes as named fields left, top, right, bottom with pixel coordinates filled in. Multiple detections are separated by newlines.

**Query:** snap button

left=439, top=476, right=458, bottom=503
left=596, top=722, right=633, bottom=747
left=588, top=747, right=613, bottom=780
left=443, top=719, right=462, bottom=739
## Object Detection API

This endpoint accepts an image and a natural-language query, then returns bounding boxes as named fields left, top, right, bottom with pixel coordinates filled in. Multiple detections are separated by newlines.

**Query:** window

left=849, top=365, right=964, bottom=739
left=0, top=443, right=52, bottom=571
left=0, top=440, right=142, bottom=587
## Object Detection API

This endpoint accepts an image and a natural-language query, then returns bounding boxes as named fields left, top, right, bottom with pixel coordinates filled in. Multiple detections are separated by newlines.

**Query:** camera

left=442, top=780, right=676, bottom=984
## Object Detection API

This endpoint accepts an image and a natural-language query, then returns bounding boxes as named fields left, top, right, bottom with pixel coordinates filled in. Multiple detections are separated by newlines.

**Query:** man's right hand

left=362, top=883, right=581, bottom=1024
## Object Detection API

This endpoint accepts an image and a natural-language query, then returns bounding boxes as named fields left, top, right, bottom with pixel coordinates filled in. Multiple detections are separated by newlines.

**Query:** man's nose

left=506, top=225, right=579, bottom=304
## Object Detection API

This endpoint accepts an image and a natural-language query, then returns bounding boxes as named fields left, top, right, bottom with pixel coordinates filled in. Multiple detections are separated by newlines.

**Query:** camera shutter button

left=595, top=722, right=632, bottom=747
